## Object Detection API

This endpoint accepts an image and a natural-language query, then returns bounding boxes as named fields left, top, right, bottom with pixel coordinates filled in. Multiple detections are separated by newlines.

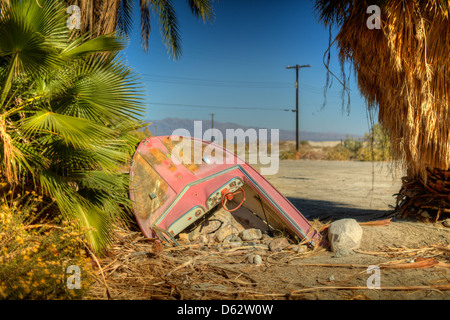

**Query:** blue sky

left=122, top=0, right=375, bottom=136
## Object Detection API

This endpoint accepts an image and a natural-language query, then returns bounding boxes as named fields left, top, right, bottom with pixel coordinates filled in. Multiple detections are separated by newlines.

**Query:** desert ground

left=88, top=159, right=450, bottom=300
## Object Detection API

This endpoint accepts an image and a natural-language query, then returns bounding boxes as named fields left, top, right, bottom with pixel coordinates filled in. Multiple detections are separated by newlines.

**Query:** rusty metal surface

left=129, top=152, right=170, bottom=221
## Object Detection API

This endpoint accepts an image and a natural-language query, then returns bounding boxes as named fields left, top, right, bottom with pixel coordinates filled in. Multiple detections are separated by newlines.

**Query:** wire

left=142, top=74, right=345, bottom=98
left=144, top=79, right=290, bottom=88
left=257, top=195, right=273, bottom=237
left=148, top=101, right=293, bottom=112
left=141, top=73, right=292, bottom=88
left=143, top=73, right=289, bottom=84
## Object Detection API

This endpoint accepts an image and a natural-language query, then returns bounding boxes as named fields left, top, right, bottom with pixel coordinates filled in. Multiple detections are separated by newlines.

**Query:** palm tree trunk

left=396, top=168, right=450, bottom=221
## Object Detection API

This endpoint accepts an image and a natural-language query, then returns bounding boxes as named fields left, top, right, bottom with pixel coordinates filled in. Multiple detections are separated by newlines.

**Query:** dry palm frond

left=317, top=0, right=450, bottom=181
left=0, top=116, right=17, bottom=183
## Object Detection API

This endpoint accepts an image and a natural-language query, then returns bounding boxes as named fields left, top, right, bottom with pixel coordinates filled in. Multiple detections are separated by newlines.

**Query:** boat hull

left=129, top=135, right=321, bottom=246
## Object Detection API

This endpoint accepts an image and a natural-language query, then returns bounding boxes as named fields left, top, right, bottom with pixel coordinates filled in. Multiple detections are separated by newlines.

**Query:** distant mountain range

left=143, top=118, right=360, bottom=142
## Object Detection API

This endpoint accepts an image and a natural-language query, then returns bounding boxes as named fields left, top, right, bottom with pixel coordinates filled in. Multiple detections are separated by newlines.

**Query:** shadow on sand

left=286, top=197, right=394, bottom=222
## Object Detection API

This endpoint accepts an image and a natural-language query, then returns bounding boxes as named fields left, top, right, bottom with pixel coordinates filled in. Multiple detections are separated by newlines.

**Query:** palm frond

left=315, top=0, right=450, bottom=179
left=38, top=169, right=115, bottom=251
left=151, top=0, right=181, bottom=60
left=117, top=0, right=134, bottom=36
left=0, top=0, right=145, bottom=253
left=140, top=0, right=152, bottom=52
left=61, top=33, right=126, bottom=57
left=0, top=0, right=62, bottom=79
left=20, top=111, right=116, bottom=148
left=187, top=0, right=215, bottom=22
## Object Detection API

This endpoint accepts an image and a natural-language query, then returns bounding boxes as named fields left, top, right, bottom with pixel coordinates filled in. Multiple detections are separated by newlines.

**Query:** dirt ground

left=88, top=160, right=450, bottom=300
left=257, top=160, right=450, bottom=300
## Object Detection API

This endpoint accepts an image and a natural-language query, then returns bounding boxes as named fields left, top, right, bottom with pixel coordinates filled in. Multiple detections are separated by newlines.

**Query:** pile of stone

left=177, top=206, right=370, bottom=263
left=177, top=207, right=309, bottom=265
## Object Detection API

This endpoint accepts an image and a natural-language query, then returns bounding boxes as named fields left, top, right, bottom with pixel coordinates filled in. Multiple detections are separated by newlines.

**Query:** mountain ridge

left=144, top=117, right=361, bottom=142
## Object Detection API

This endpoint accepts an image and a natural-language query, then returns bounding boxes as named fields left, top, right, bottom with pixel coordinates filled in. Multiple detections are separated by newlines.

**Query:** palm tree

left=314, top=0, right=450, bottom=220
left=63, top=0, right=215, bottom=60
left=0, top=0, right=144, bottom=252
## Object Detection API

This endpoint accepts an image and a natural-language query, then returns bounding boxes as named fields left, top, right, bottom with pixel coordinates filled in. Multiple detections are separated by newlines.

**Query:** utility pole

left=209, top=113, right=215, bottom=142
left=285, top=64, right=310, bottom=159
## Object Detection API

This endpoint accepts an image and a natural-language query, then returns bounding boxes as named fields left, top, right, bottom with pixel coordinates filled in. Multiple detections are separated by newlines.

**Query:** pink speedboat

left=129, top=136, right=321, bottom=247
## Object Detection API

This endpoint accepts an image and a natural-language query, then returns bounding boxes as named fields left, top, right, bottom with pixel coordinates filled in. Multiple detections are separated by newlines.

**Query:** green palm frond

left=62, top=33, right=126, bottom=58
left=38, top=169, right=114, bottom=251
left=45, top=139, right=126, bottom=173
left=62, top=56, right=143, bottom=122
left=20, top=111, right=116, bottom=148
left=0, top=0, right=144, bottom=253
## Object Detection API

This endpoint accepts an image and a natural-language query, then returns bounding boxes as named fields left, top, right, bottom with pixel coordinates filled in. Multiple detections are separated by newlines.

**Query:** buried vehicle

left=129, top=135, right=321, bottom=247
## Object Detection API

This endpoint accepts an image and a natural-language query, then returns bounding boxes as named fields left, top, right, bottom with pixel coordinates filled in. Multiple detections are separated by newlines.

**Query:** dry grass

left=86, top=220, right=450, bottom=300
left=85, top=224, right=329, bottom=300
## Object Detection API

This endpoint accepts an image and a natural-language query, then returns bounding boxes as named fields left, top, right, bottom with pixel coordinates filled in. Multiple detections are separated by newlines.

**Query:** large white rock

left=328, top=218, right=363, bottom=255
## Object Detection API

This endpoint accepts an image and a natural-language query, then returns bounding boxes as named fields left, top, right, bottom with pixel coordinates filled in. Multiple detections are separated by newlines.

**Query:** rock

left=328, top=218, right=363, bottom=256
left=261, top=233, right=272, bottom=242
left=223, top=234, right=233, bottom=242
left=198, top=219, right=224, bottom=234
left=269, top=237, right=290, bottom=252
left=247, top=254, right=262, bottom=265
left=214, top=226, right=234, bottom=242
left=443, top=218, right=450, bottom=228
left=292, top=245, right=308, bottom=253
left=223, top=234, right=240, bottom=243
left=178, top=233, right=190, bottom=243
left=221, top=235, right=243, bottom=247
left=420, top=210, right=431, bottom=218
left=228, top=241, right=242, bottom=248
left=240, top=228, right=263, bottom=241
left=195, top=235, right=209, bottom=244
left=253, top=255, right=262, bottom=265
left=287, top=244, right=308, bottom=253
left=189, top=229, right=200, bottom=242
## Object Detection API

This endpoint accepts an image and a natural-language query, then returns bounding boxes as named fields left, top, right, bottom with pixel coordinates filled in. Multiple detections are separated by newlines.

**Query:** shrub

left=0, top=185, right=93, bottom=299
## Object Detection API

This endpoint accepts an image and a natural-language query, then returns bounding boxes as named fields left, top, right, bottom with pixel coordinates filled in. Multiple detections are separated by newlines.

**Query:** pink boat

left=129, top=135, right=321, bottom=247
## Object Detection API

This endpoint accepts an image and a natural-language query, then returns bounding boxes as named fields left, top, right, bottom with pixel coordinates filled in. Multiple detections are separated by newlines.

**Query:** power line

left=145, top=79, right=287, bottom=88
left=141, top=73, right=345, bottom=97
left=141, top=73, right=291, bottom=86
left=141, top=73, right=292, bottom=88
left=148, top=101, right=294, bottom=112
